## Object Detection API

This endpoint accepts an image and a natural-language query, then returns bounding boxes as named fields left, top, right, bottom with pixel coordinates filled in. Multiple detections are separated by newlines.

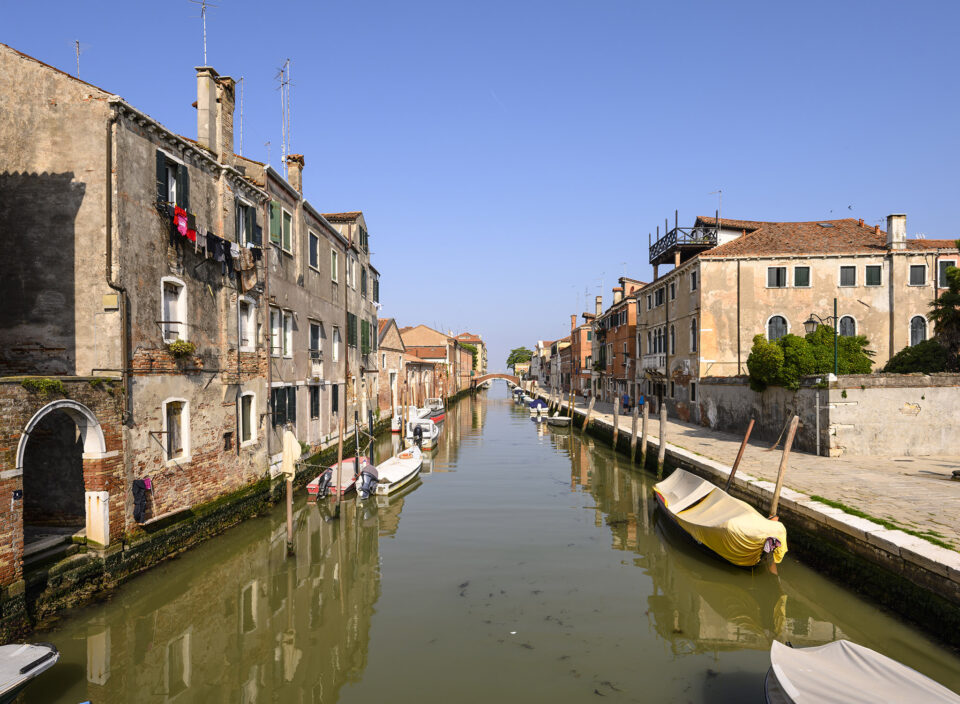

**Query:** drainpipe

left=105, top=107, right=132, bottom=425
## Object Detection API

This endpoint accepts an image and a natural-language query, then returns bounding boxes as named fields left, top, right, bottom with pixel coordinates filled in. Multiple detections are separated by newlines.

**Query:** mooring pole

left=612, top=396, right=620, bottom=448
left=568, top=387, right=574, bottom=419
left=769, top=415, right=799, bottom=518
left=657, top=404, right=668, bottom=478
left=286, top=473, right=294, bottom=554
left=640, top=399, right=649, bottom=467
left=335, top=415, right=344, bottom=518
left=725, top=418, right=755, bottom=492
left=630, top=401, right=639, bottom=460
left=368, top=409, right=375, bottom=465
left=582, top=396, right=595, bottom=431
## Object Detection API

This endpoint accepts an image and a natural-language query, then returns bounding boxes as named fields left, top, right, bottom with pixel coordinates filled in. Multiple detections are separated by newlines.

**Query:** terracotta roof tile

left=321, top=211, right=362, bottom=222
left=697, top=217, right=958, bottom=258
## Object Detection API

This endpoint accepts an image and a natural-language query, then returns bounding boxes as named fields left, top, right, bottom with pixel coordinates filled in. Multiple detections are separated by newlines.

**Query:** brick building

left=377, top=318, right=405, bottom=413
left=594, top=277, right=645, bottom=402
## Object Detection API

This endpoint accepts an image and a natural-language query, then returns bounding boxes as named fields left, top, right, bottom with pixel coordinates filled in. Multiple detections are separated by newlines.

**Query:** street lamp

left=803, top=298, right=839, bottom=377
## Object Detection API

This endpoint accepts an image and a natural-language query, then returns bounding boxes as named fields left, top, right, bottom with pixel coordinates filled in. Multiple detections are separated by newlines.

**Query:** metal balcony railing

left=649, top=225, right=718, bottom=265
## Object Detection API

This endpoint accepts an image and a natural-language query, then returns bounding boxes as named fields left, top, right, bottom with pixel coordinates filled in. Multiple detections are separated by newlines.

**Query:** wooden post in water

left=582, top=396, right=595, bottom=431
left=335, top=415, right=344, bottom=518
left=769, top=415, right=799, bottom=518
left=725, top=418, right=755, bottom=492
left=640, top=400, right=650, bottom=467
left=286, top=473, right=294, bottom=554
left=630, top=402, right=639, bottom=461
left=612, top=396, right=620, bottom=448
left=657, top=404, right=667, bottom=478
left=568, top=388, right=574, bottom=419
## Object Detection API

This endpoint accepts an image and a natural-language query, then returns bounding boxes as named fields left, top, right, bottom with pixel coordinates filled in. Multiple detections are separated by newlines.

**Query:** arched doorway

left=16, top=400, right=107, bottom=557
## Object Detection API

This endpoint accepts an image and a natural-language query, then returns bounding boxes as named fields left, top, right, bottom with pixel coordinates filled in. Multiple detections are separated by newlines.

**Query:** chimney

left=286, top=154, right=305, bottom=193
left=570, top=314, right=577, bottom=331
left=195, top=66, right=219, bottom=152
left=613, top=287, right=623, bottom=304
left=595, top=295, right=602, bottom=316
left=886, top=214, right=906, bottom=250
left=215, top=75, right=235, bottom=158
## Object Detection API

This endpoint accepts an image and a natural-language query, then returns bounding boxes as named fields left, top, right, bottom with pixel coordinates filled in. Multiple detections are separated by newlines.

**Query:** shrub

left=747, top=325, right=874, bottom=391
left=746, top=334, right=783, bottom=391
left=167, top=339, right=196, bottom=358
left=21, top=377, right=66, bottom=396
left=883, top=340, right=951, bottom=374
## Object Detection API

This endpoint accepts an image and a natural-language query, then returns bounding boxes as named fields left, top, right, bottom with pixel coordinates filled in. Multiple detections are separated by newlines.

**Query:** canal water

left=21, top=384, right=960, bottom=703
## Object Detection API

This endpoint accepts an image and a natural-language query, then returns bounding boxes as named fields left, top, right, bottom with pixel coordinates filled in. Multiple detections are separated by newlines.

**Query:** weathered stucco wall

left=699, top=374, right=960, bottom=456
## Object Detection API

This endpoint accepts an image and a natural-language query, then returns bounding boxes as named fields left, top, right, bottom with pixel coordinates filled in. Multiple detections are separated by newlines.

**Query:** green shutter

left=270, top=201, right=281, bottom=244
left=177, top=163, right=189, bottom=211
left=287, top=387, right=297, bottom=424
left=234, top=197, right=241, bottom=242
left=361, top=320, right=370, bottom=355
left=156, top=150, right=167, bottom=204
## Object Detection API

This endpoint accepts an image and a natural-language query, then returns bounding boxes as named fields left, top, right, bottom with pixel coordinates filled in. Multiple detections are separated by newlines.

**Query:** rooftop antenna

left=237, top=76, right=244, bottom=155
left=189, top=0, right=219, bottom=65
left=70, top=40, right=90, bottom=78
left=276, top=59, right=292, bottom=176
left=709, top=189, right=722, bottom=229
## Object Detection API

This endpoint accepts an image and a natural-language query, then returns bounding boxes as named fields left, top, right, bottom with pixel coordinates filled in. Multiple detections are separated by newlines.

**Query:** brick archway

left=471, top=373, right=519, bottom=386
left=16, top=399, right=113, bottom=548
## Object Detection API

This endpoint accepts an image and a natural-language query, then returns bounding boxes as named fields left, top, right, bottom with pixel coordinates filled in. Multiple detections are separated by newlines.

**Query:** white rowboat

left=375, top=446, right=423, bottom=495
left=0, top=643, right=59, bottom=703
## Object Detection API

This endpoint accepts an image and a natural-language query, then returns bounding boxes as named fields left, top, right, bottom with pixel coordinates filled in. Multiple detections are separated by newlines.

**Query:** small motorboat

left=764, top=639, right=960, bottom=703
left=355, top=463, right=380, bottom=500
left=307, top=456, right=371, bottom=498
left=545, top=414, right=572, bottom=427
left=406, top=418, right=440, bottom=449
left=653, top=468, right=787, bottom=567
left=375, top=446, right=423, bottom=496
left=424, top=397, right=446, bottom=424
left=0, top=642, right=59, bottom=703
left=528, top=398, right=548, bottom=416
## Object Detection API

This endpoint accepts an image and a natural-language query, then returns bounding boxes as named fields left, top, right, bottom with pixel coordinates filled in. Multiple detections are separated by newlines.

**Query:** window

left=331, top=384, right=339, bottom=414
left=361, top=268, right=368, bottom=298
left=281, top=209, right=292, bottom=253
left=669, top=325, right=676, bottom=354
left=910, top=316, right=927, bottom=346
left=794, top=266, right=810, bottom=288
left=309, top=386, right=320, bottom=420
left=655, top=288, right=665, bottom=306
left=866, top=265, right=882, bottom=287
left=163, top=399, right=189, bottom=462
left=587, top=331, right=592, bottom=341
left=646, top=330, right=652, bottom=354
left=840, top=266, right=856, bottom=287
left=240, top=392, right=255, bottom=444
left=269, top=201, right=281, bottom=245
left=622, top=341, right=627, bottom=355
left=382, top=352, right=386, bottom=367
left=346, top=256, right=356, bottom=288
left=909, top=265, right=926, bottom=286
left=236, top=199, right=259, bottom=246
left=331, top=250, right=339, bottom=282
left=309, top=322, right=322, bottom=361
left=669, top=282, right=676, bottom=300
left=155, top=150, right=189, bottom=210
left=282, top=311, right=293, bottom=357
left=690, top=270, right=698, bottom=291
left=361, top=319, right=371, bottom=355
left=768, top=315, right=788, bottom=341
left=309, top=232, right=319, bottom=270
left=332, top=327, right=341, bottom=362
left=271, top=386, right=296, bottom=427
left=690, top=382, right=697, bottom=403
left=606, top=343, right=613, bottom=366
left=161, top=277, right=186, bottom=342
left=938, top=260, right=956, bottom=288
left=646, top=294, right=652, bottom=310
left=670, top=381, right=675, bottom=398
left=238, top=297, right=256, bottom=351
left=838, top=316, right=857, bottom=337
left=767, top=267, right=787, bottom=288
left=373, top=275, right=379, bottom=303
left=270, top=308, right=281, bottom=356
left=347, top=313, right=358, bottom=348
left=690, top=318, right=698, bottom=352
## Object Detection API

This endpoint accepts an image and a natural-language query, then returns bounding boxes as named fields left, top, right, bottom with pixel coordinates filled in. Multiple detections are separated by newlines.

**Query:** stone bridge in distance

left=471, top=373, right=519, bottom=388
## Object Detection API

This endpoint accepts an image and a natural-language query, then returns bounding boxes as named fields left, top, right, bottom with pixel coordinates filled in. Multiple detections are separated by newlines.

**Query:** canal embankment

left=1, top=414, right=395, bottom=642
left=532, top=389, right=960, bottom=648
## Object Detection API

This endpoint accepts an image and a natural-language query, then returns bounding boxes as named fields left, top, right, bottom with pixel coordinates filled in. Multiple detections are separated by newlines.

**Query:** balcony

left=641, top=353, right=665, bottom=374
left=649, top=225, right=718, bottom=267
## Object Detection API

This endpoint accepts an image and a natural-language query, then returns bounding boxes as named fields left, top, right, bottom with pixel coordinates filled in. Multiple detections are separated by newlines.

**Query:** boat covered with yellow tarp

left=653, top=469, right=788, bottom=567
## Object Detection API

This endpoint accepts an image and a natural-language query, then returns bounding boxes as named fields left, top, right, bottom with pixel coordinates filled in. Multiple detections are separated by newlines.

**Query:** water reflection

left=24, top=497, right=382, bottom=703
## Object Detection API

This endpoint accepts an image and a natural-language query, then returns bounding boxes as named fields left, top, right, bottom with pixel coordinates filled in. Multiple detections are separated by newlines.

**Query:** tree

left=884, top=340, right=951, bottom=374
left=746, top=334, right=784, bottom=391
left=460, top=342, right=478, bottom=371
left=747, top=326, right=874, bottom=391
left=506, top=346, right=533, bottom=370
left=929, top=246, right=960, bottom=370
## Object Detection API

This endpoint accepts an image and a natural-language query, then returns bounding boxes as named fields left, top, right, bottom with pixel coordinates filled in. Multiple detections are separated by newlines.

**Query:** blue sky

left=4, top=1, right=958, bottom=370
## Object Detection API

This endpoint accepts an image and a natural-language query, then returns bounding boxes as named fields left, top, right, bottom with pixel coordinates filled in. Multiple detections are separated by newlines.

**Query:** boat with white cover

left=764, top=639, right=960, bottom=703
left=405, top=418, right=440, bottom=448
left=374, top=446, right=423, bottom=495
left=0, top=643, right=59, bottom=703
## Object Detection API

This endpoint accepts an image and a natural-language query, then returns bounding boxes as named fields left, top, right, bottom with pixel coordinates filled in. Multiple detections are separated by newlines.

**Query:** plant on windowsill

left=167, top=339, right=196, bottom=359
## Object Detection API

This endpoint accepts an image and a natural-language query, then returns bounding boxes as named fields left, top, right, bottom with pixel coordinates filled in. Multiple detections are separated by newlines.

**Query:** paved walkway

left=548, top=393, right=960, bottom=550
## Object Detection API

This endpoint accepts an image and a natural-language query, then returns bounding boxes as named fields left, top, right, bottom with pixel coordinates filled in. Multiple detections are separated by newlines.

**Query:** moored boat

left=375, top=446, right=423, bottom=496
left=653, top=468, right=787, bottom=567
left=528, top=398, right=548, bottom=416
left=307, top=456, right=371, bottom=498
left=545, top=414, right=571, bottom=427
left=764, top=639, right=960, bottom=703
left=0, top=642, right=59, bottom=704
left=424, top=397, right=446, bottom=424
left=406, top=418, right=440, bottom=449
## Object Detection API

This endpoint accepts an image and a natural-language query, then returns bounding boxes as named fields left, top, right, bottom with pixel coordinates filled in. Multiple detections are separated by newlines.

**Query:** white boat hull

left=375, top=447, right=423, bottom=495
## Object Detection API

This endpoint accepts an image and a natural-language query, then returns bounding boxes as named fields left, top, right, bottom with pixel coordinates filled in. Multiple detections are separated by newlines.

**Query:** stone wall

left=698, top=374, right=960, bottom=456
